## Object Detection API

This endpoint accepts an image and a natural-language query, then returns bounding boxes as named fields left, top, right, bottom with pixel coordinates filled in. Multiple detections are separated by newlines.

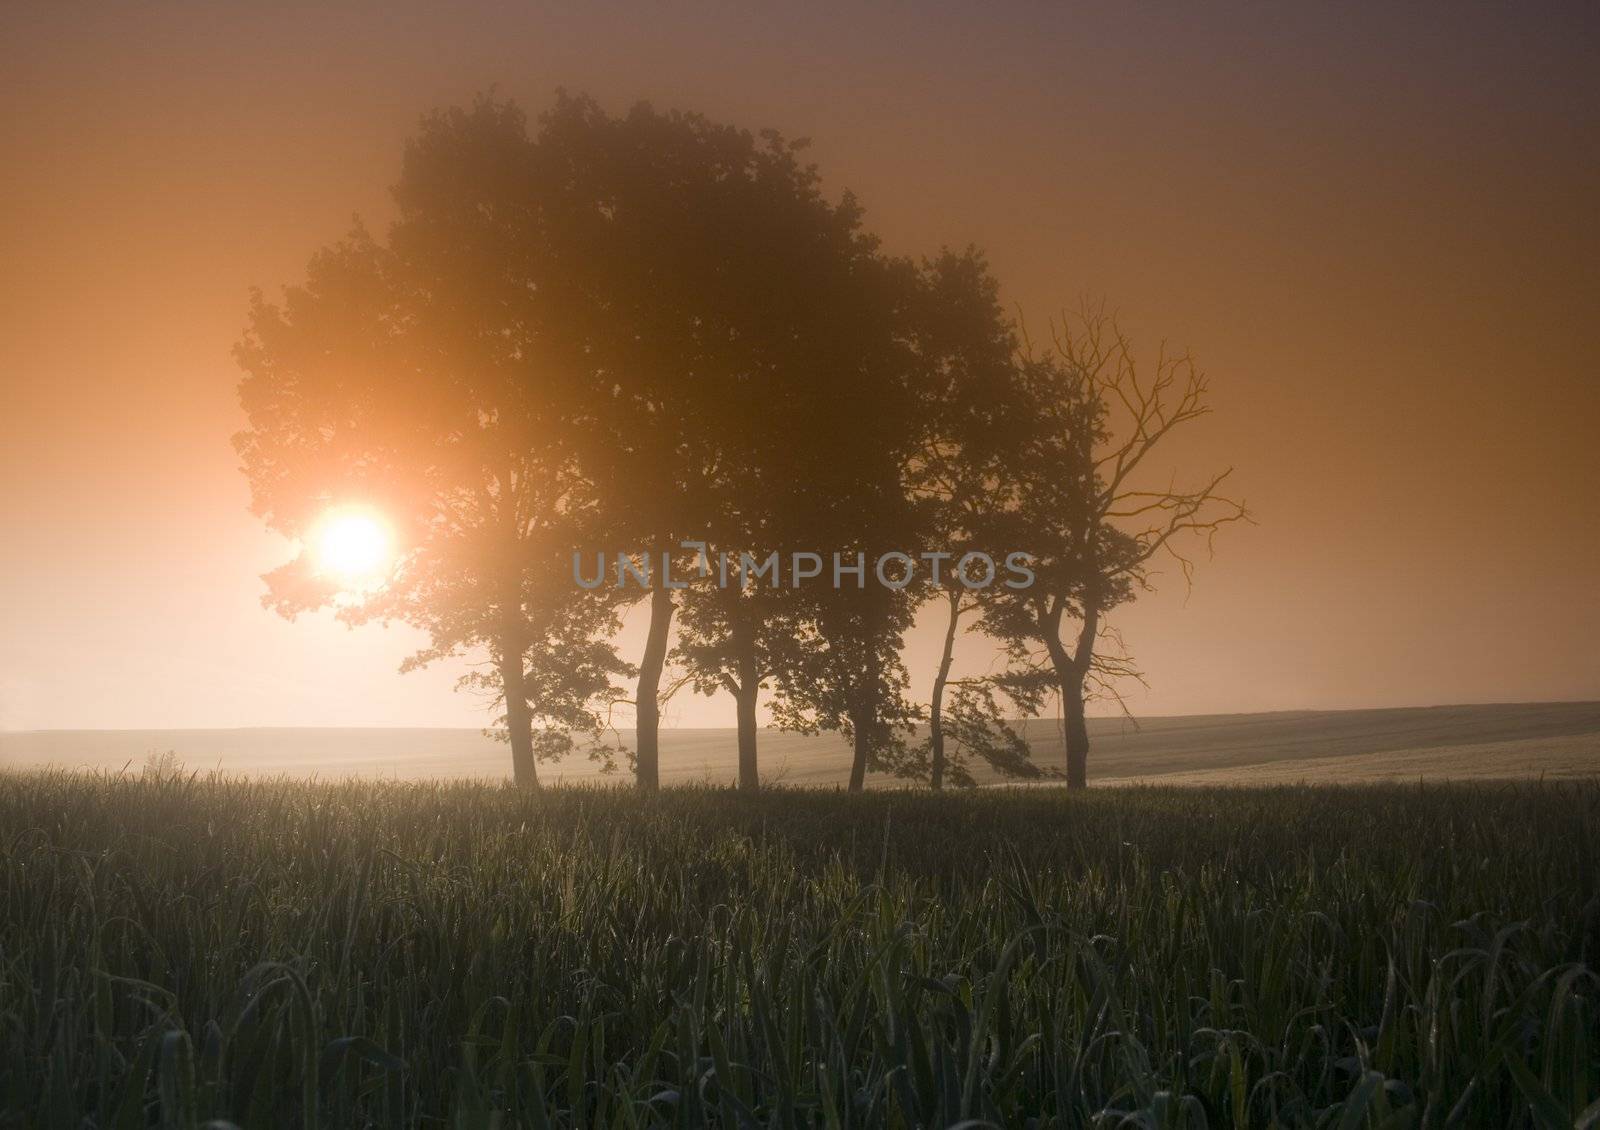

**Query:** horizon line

left=5, top=698, right=1597, bottom=735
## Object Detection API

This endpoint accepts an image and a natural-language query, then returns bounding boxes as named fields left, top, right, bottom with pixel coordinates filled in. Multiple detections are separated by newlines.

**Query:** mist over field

left=7, top=701, right=1598, bottom=786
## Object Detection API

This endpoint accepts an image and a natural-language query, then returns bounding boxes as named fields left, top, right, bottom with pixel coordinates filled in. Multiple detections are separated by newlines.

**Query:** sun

left=314, top=510, right=393, bottom=580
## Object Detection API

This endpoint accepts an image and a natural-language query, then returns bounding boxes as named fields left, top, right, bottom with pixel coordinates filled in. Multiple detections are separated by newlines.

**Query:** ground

left=4, top=700, right=1598, bottom=786
left=0, top=770, right=1594, bottom=1126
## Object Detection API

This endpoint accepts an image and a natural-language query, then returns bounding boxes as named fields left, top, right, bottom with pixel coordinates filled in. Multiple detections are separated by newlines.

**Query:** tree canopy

left=235, top=94, right=1244, bottom=790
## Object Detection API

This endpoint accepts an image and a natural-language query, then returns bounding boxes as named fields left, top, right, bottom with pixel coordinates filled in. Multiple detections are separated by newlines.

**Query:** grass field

left=0, top=770, right=1596, bottom=1127
left=5, top=701, right=1599, bottom=787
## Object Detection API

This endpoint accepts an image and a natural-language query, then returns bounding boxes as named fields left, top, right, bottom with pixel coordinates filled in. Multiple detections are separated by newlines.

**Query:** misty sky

left=2, top=1, right=1596, bottom=731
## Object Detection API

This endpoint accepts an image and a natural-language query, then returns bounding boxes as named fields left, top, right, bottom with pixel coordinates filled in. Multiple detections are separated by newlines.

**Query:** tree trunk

left=732, top=611, right=760, bottom=792
left=1041, top=599, right=1097, bottom=790
left=735, top=683, right=759, bottom=792
left=498, top=645, right=538, bottom=788
left=847, top=643, right=879, bottom=793
left=848, top=710, right=870, bottom=793
left=635, top=576, right=674, bottom=792
left=1061, top=674, right=1089, bottom=789
left=928, top=588, right=961, bottom=790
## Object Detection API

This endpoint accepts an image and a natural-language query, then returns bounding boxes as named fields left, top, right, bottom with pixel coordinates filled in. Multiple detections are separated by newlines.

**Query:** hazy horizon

left=8, top=702, right=1598, bottom=790
left=6, top=695, right=1599, bottom=734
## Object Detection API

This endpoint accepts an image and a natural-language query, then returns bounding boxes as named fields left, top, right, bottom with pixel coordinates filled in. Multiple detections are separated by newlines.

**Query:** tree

left=538, top=95, right=892, bottom=790
left=987, top=308, right=1250, bottom=788
left=914, top=672, right=1053, bottom=787
left=772, top=574, right=924, bottom=793
left=763, top=253, right=943, bottom=792
left=903, top=250, right=1053, bottom=789
left=673, top=570, right=800, bottom=791
left=234, top=98, right=628, bottom=787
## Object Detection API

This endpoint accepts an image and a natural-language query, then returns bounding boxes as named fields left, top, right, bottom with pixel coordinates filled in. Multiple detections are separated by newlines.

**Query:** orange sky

left=2, top=2, right=1596, bottom=731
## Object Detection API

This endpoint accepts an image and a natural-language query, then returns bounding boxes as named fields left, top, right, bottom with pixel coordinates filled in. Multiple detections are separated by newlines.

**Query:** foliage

left=1, top=771, right=1595, bottom=1127
left=234, top=96, right=630, bottom=783
left=533, top=95, right=909, bottom=787
left=899, top=671, right=1057, bottom=788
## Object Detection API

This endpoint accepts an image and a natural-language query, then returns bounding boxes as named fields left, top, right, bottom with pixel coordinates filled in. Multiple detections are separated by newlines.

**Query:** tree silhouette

left=237, top=91, right=1245, bottom=794
left=764, top=255, right=939, bottom=792
left=673, top=573, right=803, bottom=791
left=986, top=309, right=1250, bottom=788
left=773, top=576, right=924, bottom=793
left=903, top=250, right=1053, bottom=789
left=234, top=98, right=627, bottom=787
left=539, top=95, right=895, bottom=790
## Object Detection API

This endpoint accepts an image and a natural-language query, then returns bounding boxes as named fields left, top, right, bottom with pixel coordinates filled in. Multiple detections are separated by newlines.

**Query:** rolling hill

left=3, top=701, right=1597, bottom=786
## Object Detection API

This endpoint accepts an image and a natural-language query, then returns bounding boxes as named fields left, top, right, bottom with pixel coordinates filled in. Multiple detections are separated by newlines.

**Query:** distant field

left=4, top=701, right=1598, bottom=786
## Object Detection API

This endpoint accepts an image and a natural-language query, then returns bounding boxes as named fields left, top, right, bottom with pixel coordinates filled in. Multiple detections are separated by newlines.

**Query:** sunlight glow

left=314, top=510, right=392, bottom=581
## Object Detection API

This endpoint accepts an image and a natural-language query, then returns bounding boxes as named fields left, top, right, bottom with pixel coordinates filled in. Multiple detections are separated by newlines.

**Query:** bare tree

left=988, top=307, right=1251, bottom=788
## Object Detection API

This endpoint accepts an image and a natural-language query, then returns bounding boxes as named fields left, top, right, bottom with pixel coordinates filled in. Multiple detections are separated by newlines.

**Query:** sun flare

left=314, top=511, right=392, bottom=580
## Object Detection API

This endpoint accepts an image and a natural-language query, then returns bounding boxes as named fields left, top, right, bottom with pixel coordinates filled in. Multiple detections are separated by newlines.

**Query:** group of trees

left=235, top=93, right=1245, bottom=791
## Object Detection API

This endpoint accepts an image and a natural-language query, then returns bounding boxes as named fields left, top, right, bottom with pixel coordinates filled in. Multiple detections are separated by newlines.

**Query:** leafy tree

left=539, top=95, right=892, bottom=790
left=913, top=675, right=1052, bottom=787
left=673, top=573, right=801, bottom=791
left=765, top=254, right=941, bottom=792
left=902, top=250, right=1054, bottom=789
left=234, top=98, right=628, bottom=787
left=772, top=575, right=924, bottom=793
